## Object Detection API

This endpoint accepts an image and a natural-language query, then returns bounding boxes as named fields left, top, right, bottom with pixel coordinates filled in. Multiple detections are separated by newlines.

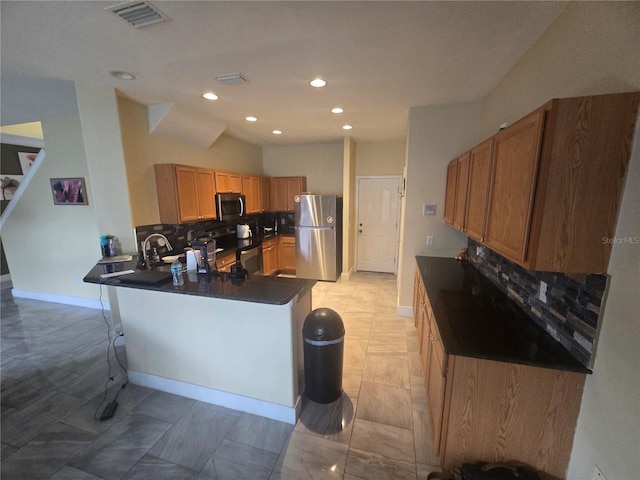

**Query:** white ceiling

left=0, top=1, right=567, bottom=146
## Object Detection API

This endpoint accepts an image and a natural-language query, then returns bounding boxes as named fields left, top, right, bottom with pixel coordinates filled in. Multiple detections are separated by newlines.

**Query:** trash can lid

left=303, top=308, right=345, bottom=341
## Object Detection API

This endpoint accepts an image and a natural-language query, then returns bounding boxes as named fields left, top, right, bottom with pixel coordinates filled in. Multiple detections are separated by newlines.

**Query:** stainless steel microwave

left=216, top=193, right=246, bottom=221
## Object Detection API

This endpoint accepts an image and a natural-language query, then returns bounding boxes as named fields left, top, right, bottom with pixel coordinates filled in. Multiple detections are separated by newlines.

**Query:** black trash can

left=303, top=308, right=345, bottom=404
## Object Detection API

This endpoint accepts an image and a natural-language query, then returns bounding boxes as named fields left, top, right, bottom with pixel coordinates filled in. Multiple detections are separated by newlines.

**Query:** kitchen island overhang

left=84, top=259, right=315, bottom=424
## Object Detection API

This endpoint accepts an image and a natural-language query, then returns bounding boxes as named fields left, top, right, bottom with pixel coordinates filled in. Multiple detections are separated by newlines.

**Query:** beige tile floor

left=1, top=272, right=441, bottom=479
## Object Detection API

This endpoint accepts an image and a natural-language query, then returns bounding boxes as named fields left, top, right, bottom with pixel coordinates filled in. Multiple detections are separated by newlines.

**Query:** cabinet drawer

left=262, top=237, right=278, bottom=249
left=215, top=253, right=235, bottom=272
left=280, top=236, right=295, bottom=245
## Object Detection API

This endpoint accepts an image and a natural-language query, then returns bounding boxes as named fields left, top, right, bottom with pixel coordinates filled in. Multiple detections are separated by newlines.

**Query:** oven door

left=240, top=245, right=262, bottom=275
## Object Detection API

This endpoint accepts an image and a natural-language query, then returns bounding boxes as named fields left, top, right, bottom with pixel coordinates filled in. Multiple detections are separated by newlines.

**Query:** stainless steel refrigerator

left=295, top=194, right=343, bottom=281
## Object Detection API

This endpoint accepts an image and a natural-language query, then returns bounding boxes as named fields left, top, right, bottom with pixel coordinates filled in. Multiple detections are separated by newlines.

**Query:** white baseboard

left=340, top=266, right=354, bottom=281
left=396, top=305, right=413, bottom=318
left=11, top=289, right=109, bottom=310
left=128, top=370, right=300, bottom=425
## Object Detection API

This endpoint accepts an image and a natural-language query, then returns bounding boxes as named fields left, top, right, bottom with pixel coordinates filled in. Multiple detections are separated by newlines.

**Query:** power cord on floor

left=93, top=284, right=128, bottom=421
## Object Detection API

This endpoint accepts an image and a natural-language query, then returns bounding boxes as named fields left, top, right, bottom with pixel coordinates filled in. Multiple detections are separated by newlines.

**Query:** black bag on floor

left=461, top=463, right=540, bottom=480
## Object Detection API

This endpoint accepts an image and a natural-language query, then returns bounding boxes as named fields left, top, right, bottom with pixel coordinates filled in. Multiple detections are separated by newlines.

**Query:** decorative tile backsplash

left=467, top=239, right=607, bottom=367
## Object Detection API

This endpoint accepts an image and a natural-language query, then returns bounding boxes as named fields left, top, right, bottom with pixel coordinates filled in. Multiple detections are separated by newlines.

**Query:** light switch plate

left=423, top=204, right=436, bottom=216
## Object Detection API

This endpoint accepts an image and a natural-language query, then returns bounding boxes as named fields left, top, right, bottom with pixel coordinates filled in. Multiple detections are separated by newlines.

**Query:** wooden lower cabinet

left=413, top=267, right=585, bottom=478
left=262, top=237, right=278, bottom=276
left=279, top=236, right=296, bottom=271
left=215, top=252, right=235, bottom=273
left=440, top=356, right=584, bottom=479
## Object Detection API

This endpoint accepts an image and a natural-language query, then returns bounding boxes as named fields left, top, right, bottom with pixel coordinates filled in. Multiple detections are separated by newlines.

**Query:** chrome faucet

left=141, top=233, right=173, bottom=266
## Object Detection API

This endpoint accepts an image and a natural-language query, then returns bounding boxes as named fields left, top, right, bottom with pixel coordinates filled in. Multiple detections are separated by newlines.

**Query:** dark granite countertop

left=84, top=256, right=315, bottom=305
left=415, top=256, right=590, bottom=374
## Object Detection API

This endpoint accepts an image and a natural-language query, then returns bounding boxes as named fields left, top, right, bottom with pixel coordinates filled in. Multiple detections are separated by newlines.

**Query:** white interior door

left=356, top=176, right=401, bottom=273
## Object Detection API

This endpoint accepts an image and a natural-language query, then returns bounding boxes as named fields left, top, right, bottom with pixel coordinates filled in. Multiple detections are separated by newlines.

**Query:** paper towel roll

left=185, top=249, right=201, bottom=271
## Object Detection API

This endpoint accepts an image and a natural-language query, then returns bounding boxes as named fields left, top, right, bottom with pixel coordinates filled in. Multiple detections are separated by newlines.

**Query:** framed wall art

left=50, top=177, right=88, bottom=205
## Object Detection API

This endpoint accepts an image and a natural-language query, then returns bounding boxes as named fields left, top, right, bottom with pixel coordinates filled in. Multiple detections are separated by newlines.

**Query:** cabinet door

left=286, top=177, right=302, bottom=211
left=196, top=168, right=216, bottom=220
left=413, top=268, right=421, bottom=327
left=453, top=153, right=470, bottom=230
left=251, top=176, right=262, bottom=213
left=229, top=174, right=243, bottom=194
left=271, top=178, right=288, bottom=211
left=464, top=139, right=494, bottom=242
left=215, top=172, right=230, bottom=193
left=242, top=176, right=254, bottom=213
left=175, top=166, right=200, bottom=222
left=443, top=160, right=457, bottom=225
left=427, top=338, right=446, bottom=456
left=484, top=110, right=544, bottom=263
left=261, top=177, right=271, bottom=212
left=262, top=243, right=278, bottom=276
left=279, top=237, right=296, bottom=271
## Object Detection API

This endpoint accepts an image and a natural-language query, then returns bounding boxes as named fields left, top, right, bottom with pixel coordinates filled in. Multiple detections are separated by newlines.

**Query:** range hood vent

left=106, top=1, right=169, bottom=29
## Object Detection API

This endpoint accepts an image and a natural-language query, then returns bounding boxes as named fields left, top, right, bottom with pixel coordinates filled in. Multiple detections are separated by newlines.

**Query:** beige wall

left=397, top=101, right=482, bottom=308
left=476, top=3, right=640, bottom=479
left=355, top=140, right=405, bottom=176
left=76, top=84, right=134, bottom=252
left=480, top=2, right=640, bottom=140
left=118, top=97, right=263, bottom=227
left=2, top=112, right=102, bottom=301
left=262, top=142, right=343, bottom=195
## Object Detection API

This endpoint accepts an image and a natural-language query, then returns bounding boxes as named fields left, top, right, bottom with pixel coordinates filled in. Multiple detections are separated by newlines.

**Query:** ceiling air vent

left=106, top=1, right=169, bottom=29
left=216, top=73, right=248, bottom=85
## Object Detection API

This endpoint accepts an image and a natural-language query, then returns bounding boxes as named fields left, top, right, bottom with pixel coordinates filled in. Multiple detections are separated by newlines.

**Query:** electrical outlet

left=476, top=246, right=485, bottom=257
left=427, top=236, right=434, bottom=246
left=114, top=321, right=123, bottom=336
left=539, top=281, right=548, bottom=303
left=592, top=465, right=607, bottom=480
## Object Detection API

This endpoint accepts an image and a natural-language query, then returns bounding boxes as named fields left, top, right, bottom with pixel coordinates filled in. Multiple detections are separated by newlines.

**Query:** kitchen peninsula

left=84, top=258, right=315, bottom=424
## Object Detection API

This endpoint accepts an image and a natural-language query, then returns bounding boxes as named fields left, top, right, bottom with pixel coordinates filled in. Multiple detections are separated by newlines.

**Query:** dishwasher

left=240, top=244, right=262, bottom=275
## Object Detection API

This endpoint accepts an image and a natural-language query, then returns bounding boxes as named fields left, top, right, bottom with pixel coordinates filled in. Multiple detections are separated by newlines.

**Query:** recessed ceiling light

left=342, top=125, right=353, bottom=130
left=110, top=70, right=136, bottom=80
left=331, top=107, right=344, bottom=114
left=202, top=92, right=218, bottom=100
left=245, top=116, right=258, bottom=122
left=272, top=130, right=283, bottom=135
left=309, top=78, right=327, bottom=88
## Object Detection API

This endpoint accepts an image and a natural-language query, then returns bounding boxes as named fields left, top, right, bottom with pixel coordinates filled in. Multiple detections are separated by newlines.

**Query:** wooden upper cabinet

left=155, top=164, right=217, bottom=224
left=464, top=138, right=494, bottom=242
left=484, top=109, right=545, bottom=263
left=452, top=153, right=470, bottom=231
left=270, top=176, right=307, bottom=212
left=270, top=177, right=288, bottom=212
left=215, top=171, right=242, bottom=193
left=481, top=92, right=640, bottom=273
left=286, top=177, right=306, bottom=211
left=443, top=160, right=457, bottom=225
left=194, top=168, right=217, bottom=220
left=241, top=175, right=262, bottom=214
left=261, top=176, right=271, bottom=212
